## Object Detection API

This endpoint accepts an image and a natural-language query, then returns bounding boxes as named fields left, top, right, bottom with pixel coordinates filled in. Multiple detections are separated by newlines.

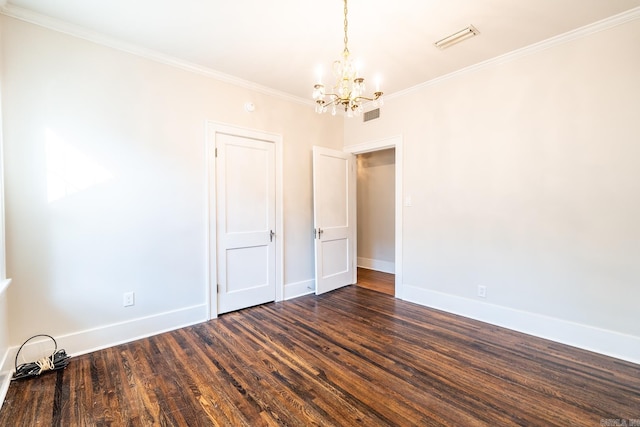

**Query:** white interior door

left=217, top=133, right=276, bottom=314
left=312, top=146, right=356, bottom=295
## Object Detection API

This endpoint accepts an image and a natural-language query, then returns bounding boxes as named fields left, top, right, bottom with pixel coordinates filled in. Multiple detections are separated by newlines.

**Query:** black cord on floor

left=11, top=334, right=70, bottom=381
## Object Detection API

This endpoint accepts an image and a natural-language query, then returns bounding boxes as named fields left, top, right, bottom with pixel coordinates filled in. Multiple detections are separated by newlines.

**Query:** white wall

left=356, top=149, right=395, bottom=273
left=0, top=15, right=342, bottom=360
left=345, top=18, right=640, bottom=362
left=2, top=8, right=638, bottom=372
left=0, top=14, right=10, bottom=403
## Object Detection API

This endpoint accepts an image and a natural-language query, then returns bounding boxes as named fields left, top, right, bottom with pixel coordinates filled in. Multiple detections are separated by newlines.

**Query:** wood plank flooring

left=1, top=286, right=639, bottom=426
left=356, top=267, right=394, bottom=296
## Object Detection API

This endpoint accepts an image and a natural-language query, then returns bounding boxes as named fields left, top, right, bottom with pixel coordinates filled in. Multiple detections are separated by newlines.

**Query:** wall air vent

left=363, top=108, right=380, bottom=122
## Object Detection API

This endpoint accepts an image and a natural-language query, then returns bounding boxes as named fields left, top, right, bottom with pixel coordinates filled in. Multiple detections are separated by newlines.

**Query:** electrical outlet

left=477, top=285, right=487, bottom=298
left=123, top=291, right=135, bottom=307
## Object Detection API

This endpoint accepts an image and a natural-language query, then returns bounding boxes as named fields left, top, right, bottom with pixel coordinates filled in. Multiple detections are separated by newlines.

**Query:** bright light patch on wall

left=46, top=129, right=113, bottom=203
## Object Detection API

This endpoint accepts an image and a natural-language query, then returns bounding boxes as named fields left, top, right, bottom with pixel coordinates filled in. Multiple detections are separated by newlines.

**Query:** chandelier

left=312, top=0, right=383, bottom=117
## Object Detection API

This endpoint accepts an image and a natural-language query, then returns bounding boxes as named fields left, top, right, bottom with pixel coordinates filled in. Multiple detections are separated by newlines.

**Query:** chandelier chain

left=343, top=0, right=349, bottom=55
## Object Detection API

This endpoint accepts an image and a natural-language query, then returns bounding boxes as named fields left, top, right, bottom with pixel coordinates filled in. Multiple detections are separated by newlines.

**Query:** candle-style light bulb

left=355, top=60, right=362, bottom=78
left=316, top=66, right=324, bottom=84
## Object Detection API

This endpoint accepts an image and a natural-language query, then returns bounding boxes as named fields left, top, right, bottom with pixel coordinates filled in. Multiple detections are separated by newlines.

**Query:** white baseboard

left=0, top=341, right=8, bottom=378
left=403, top=284, right=640, bottom=365
left=284, top=279, right=315, bottom=300
left=1, top=304, right=208, bottom=375
left=0, top=372, right=9, bottom=412
left=357, top=257, right=395, bottom=274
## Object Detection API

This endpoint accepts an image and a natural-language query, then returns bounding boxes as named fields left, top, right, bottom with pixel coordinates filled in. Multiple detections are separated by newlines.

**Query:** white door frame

left=344, top=135, right=403, bottom=299
left=206, top=121, right=284, bottom=319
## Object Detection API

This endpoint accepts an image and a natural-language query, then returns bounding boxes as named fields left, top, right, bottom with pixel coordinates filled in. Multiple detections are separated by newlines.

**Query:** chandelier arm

left=323, top=95, right=345, bottom=106
left=352, top=96, right=374, bottom=102
left=352, top=93, right=383, bottom=103
left=322, top=91, right=384, bottom=104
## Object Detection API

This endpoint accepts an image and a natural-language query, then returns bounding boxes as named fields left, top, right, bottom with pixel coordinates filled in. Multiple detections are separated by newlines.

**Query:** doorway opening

left=344, top=135, right=403, bottom=299
left=355, top=148, right=395, bottom=296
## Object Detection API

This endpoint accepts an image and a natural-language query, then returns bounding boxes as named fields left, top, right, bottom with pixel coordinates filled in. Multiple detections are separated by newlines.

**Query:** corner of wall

left=1, top=303, right=208, bottom=376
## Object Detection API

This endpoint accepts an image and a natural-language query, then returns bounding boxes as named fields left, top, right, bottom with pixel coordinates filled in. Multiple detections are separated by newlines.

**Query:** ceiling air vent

left=363, top=108, right=380, bottom=122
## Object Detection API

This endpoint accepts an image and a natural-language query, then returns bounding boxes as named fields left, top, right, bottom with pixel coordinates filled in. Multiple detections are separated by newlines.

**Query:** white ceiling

left=3, top=0, right=640, bottom=100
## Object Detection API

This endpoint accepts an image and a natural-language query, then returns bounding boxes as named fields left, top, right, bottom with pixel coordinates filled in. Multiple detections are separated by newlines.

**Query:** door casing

left=344, top=135, right=403, bottom=299
left=206, top=121, right=284, bottom=319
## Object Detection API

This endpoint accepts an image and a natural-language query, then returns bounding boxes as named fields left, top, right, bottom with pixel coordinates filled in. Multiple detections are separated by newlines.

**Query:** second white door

left=312, top=146, right=356, bottom=295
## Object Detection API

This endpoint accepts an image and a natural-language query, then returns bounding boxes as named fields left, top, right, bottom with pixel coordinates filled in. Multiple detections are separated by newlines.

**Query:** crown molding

left=388, top=6, right=640, bottom=101
left=1, top=3, right=639, bottom=106
left=0, top=4, right=312, bottom=107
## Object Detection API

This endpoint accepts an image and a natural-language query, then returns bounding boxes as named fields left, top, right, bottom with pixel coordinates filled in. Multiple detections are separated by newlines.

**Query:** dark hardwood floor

left=356, top=267, right=394, bottom=296
left=1, top=286, right=639, bottom=426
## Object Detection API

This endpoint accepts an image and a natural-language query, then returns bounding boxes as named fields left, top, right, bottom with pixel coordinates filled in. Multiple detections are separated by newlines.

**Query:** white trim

left=0, top=318, right=9, bottom=408
left=344, top=137, right=398, bottom=154
left=357, top=258, right=395, bottom=274
left=0, top=372, right=9, bottom=412
left=0, top=278, right=10, bottom=296
left=0, top=346, right=7, bottom=378
left=388, top=6, right=640, bottom=101
left=403, top=284, right=640, bottom=365
left=1, top=304, right=207, bottom=375
left=205, top=121, right=284, bottom=319
left=284, top=279, right=315, bottom=301
left=2, top=4, right=638, bottom=106
left=0, top=5, right=311, bottom=107
left=344, top=135, right=404, bottom=299
left=204, top=122, right=214, bottom=319
left=274, top=135, right=284, bottom=303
